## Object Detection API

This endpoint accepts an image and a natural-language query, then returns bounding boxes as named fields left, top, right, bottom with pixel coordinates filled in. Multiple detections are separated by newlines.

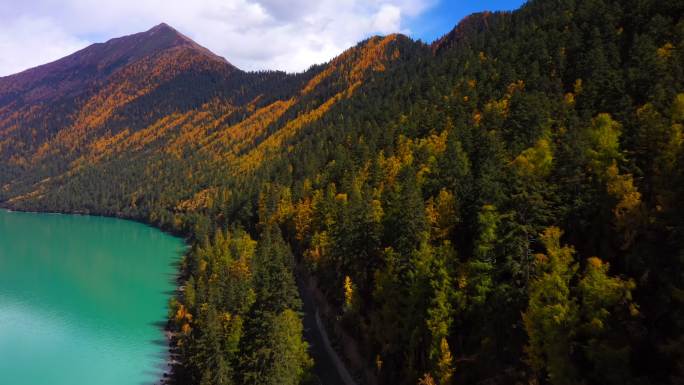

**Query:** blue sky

left=0, top=0, right=528, bottom=76
left=408, top=0, right=526, bottom=42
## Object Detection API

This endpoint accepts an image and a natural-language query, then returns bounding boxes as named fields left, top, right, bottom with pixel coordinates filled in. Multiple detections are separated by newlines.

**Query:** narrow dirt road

left=298, top=275, right=358, bottom=385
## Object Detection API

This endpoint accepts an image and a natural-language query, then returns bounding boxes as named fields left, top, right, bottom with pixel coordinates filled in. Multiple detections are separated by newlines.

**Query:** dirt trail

left=298, top=274, right=358, bottom=385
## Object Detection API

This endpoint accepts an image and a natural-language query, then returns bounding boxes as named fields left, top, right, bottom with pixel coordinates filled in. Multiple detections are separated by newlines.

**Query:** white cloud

left=0, top=16, right=89, bottom=76
left=373, top=5, right=403, bottom=34
left=0, top=0, right=436, bottom=76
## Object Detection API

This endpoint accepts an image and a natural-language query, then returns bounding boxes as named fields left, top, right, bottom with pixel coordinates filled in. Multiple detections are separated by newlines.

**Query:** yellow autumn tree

left=605, top=163, right=643, bottom=249
left=343, top=275, right=355, bottom=312
left=511, top=137, right=554, bottom=178
left=585, top=113, right=622, bottom=174
left=425, top=189, right=458, bottom=242
left=523, top=227, right=579, bottom=385
left=436, top=337, right=454, bottom=385
left=524, top=227, right=639, bottom=385
left=294, top=197, right=313, bottom=242
left=418, top=373, right=436, bottom=385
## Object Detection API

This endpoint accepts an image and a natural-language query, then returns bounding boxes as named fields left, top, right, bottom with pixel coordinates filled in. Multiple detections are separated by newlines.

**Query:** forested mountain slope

left=1, top=0, right=683, bottom=384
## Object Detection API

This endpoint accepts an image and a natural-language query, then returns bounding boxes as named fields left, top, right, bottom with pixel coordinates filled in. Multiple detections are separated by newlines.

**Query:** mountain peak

left=144, top=22, right=193, bottom=45
left=431, top=12, right=494, bottom=54
left=150, top=22, right=174, bottom=32
left=0, top=23, right=233, bottom=103
left=103, top=22, right=229, bottom=65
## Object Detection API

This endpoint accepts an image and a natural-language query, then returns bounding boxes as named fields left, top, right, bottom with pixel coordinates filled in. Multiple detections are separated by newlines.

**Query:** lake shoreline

left=0, top=204, right=187, bottom=385
left=0, top=203, right=351, bottom=385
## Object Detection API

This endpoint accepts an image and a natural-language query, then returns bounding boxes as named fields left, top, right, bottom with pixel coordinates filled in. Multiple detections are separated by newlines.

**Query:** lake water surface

left=0, top=209, right=184, bottom=385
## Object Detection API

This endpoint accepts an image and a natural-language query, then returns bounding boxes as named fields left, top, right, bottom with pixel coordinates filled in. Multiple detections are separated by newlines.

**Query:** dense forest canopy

left=1, top=0, right=683, bottom=384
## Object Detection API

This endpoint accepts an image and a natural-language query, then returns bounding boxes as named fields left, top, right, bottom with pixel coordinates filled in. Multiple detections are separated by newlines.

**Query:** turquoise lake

left=0, top=209, right=185, bottom=385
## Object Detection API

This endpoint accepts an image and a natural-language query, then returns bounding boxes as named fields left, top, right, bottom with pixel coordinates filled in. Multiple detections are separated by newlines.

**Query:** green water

left=0, top=209, right=185, bottom=385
